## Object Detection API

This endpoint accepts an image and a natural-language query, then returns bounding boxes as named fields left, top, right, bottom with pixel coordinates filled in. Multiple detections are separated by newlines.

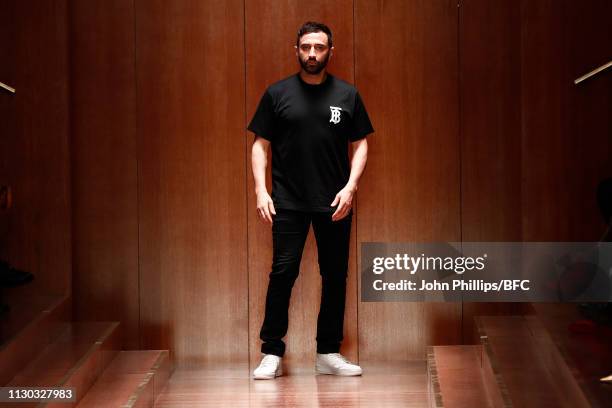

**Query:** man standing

left=248, top=22, right=373, bottom=379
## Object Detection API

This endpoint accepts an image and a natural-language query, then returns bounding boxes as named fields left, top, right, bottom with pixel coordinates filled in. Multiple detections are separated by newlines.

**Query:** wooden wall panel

left=565, top=0, right=612, bottom=240
left=521, top=0, right=612, bottom=241
left=0, top=1, right=16, bottom=257
left=137, top=0, right=247, bottom=367
left=245, top=0, right=358, bottom=369
left=355, top=0, right=462, bottom=360
left=70, top=0, right=140, bottom=349
left=521, top=0, right=571, bottom=242
left=460, top=0, right=522, bottom=242
left=0, top=0, right=71, bottom=297
left=460, top=0, right=524, bottom=342
left=64, top=0, right=612, bottom=367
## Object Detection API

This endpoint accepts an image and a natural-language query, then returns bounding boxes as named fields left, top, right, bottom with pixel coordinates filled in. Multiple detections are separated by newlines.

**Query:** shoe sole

left=315, top=365, right=362, bottom=376
left=253, top=367, right=283, bottom=380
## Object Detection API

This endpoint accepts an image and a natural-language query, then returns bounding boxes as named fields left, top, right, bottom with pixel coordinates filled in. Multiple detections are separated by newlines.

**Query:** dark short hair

left=296, top=21, right=333, bottom=48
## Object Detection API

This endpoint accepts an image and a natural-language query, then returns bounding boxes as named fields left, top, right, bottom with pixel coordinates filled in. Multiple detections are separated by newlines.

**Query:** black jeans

left=260, top=208, right=352, bottom=357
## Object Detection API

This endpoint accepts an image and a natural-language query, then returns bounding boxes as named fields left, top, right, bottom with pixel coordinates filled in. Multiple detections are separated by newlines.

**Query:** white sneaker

left=315, top=353, right=362, bottom=376
left=253, top=354, right=283, bottom=380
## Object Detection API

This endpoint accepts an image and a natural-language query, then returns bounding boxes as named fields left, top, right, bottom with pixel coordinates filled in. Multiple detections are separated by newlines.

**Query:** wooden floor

left=154, top=361, right=430, bottom=407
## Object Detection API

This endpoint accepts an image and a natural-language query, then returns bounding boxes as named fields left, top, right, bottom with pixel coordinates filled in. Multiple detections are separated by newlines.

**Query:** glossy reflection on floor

left=154, top=361, right=429, bottom=407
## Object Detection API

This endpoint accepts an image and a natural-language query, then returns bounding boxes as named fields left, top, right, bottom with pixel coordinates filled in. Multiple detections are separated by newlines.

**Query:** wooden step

left=0, top=294, right=70, bottom=385
left=0, top=291, right=66, bottom=344
left=0, top=321, right=120, bottom=408
left=428, top=345, right=509, bottom=408
left=531, top=303, right=612, bottom=407
left=475, top=315, right=591, bottom=408
left=75, top=350, right=172, bottom=408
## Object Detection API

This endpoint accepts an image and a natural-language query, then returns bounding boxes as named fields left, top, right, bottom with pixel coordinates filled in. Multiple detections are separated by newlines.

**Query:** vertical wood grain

left=0, top=1, right=16, bottom=259
left=0, top=0, right=71, bottom=297
left=355, top=0, right=462, bottom=360
left=565, top=0, right=612, bottom=241
left=137, top=0, right=247, bottom=367
left=521, top=0, right=612, bottom=240
left=460, top=0, right=524, bottom=342
left=70, top=0, right=140, bottom=349
left=521, top=0, right=571, bottom=242
left=460, top=0, right=522, bottom=242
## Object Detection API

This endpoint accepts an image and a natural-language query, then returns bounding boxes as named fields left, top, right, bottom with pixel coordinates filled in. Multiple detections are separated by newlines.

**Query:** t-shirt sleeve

left=349, top=91, right=374, bottom=142
left=247, top=89, right=276, bottom=142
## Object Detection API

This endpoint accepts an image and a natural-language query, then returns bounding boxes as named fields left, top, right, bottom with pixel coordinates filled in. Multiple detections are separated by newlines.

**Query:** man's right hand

left=256, top=190, right=276, bottom=225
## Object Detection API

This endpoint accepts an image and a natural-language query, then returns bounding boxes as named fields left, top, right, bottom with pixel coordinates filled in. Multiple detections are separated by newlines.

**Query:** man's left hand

left=330, top=184, right=356, bottom=221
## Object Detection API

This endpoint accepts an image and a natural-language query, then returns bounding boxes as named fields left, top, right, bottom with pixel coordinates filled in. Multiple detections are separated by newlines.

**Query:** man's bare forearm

left=252, top=137, right=269, bottom=193
left=346, top=138, right=368, bottom=192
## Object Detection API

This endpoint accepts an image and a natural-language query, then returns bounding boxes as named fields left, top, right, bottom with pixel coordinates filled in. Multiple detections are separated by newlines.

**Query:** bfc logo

left=329, top=106, right=342, bottom=124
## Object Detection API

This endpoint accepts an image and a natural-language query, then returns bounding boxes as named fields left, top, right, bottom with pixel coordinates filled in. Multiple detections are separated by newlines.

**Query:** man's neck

left=299, top=69, right=328, bottom=85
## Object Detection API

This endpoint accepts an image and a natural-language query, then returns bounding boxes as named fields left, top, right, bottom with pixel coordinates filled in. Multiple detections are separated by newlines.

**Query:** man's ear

left=294, top=44, right=298, bottom=57
left=330, top=46, right=334, bottom=57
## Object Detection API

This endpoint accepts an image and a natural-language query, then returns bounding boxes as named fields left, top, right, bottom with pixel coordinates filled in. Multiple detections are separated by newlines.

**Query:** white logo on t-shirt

left=329, top=106, right=342, bottom=124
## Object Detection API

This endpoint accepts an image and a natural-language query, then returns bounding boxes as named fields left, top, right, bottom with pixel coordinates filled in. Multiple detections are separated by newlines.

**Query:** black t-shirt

left=247, top=73, right=374, bottom=212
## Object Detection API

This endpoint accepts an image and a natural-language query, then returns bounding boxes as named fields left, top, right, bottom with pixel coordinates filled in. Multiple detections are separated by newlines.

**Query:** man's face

left=296, top=31, right=333, bottom=75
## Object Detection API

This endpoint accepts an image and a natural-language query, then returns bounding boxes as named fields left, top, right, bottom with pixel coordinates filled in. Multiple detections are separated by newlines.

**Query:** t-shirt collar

left=297, top=71, right=332, bottom=89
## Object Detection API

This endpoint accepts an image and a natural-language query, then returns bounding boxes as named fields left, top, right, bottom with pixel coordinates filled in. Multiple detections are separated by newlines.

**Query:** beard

left=299, top=52, right=330, bottom=74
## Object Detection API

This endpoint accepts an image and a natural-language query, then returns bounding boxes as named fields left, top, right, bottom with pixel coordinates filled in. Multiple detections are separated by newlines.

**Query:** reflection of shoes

left=0, top=260, right=34, bottom=287
left=316, top=353, right=362, bottom=376
left=253, top=354, right=282, bottom=380
left=601, top=374, right=612, bottom=383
